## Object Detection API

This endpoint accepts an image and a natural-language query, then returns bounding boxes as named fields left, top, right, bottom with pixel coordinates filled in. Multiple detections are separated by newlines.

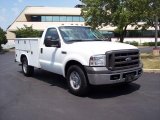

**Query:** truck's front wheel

left=67, top=65, right=89, bottom=96
left=22, top=57, right=34, bottom=77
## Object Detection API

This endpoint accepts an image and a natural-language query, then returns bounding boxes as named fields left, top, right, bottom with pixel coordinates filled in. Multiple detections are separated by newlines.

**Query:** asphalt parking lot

left=0, top=52, right=160, bottom=120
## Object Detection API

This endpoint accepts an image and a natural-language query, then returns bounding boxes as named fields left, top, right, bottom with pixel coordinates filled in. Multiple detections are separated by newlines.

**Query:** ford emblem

left=125, top=57, right=132, bottom=62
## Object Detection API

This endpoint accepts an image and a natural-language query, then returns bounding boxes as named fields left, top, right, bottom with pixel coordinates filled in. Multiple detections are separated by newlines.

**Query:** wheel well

left=20, top=54, right=27, bottom=63
left=65, top=60, right=85, bottom=76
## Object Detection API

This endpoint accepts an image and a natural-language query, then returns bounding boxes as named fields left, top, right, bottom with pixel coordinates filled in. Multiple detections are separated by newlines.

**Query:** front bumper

left=85, top=64, right=143, bottom=85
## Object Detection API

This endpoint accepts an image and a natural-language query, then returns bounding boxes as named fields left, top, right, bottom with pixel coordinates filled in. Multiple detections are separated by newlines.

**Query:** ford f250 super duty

left=15, top=26, right=143, bottom=96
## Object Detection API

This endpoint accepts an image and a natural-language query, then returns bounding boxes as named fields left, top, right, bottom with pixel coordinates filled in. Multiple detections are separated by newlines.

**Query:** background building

left=5, top=6, right=85, bottom=48
left=7, top=6, right=85, bottom=39
left=5, top=6, right=160, bottom=48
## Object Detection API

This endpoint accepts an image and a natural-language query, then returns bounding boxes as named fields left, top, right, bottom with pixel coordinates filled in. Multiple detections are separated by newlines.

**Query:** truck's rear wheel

left=22, top=57, right=34, bottom=77
left=67, top=65, right=89, bottom=96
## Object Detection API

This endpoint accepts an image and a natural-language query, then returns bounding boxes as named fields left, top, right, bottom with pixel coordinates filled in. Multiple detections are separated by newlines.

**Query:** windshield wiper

left=67, top=39, right=84, bottom=42
left=67, top=39, right=103, bottom=42
left=93, top=39, right=103, bottom=41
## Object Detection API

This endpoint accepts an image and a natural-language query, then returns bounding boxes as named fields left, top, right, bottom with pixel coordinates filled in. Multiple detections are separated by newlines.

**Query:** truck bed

left=15, top=38, right=40, bottom=68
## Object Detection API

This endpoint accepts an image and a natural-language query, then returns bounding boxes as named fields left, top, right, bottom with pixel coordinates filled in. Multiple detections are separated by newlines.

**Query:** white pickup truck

left=15, top=26, right=142, bottom=96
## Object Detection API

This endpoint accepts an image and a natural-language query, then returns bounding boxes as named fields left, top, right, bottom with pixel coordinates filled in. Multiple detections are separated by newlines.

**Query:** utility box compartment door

left=15, top=39, right=31, bottom=51
left=15, top=38, right=40, bottom=68
left=29, top=39, right=40, bottom=67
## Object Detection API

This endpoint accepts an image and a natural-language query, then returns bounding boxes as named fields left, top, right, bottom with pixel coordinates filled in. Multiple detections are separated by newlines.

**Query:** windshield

left=59, top=26, right=105, bottom=42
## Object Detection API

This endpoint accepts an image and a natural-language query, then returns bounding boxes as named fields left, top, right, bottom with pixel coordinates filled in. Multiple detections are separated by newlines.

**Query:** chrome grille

left=106, top=50, right=140, bottom=70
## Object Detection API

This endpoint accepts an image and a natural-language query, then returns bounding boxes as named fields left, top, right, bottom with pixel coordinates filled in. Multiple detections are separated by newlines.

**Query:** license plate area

left=123, top=71, right=136, bottom=82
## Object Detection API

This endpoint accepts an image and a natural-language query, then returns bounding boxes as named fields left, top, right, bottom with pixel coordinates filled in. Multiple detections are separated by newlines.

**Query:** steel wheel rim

left=23, top=61, right=27, bottom=73
left=69, top=71, right=81, bottom=90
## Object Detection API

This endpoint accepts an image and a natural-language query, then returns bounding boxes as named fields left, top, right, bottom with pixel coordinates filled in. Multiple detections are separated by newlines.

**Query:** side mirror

left=44, top=36, right=61, bottom=48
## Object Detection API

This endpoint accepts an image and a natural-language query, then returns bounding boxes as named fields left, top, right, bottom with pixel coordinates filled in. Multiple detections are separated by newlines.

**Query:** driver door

left=39, top=28, right=61, bottom=73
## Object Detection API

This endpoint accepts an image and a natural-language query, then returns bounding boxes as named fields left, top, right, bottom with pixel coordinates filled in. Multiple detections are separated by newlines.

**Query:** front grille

left=106, top=50, right=140, bottom=71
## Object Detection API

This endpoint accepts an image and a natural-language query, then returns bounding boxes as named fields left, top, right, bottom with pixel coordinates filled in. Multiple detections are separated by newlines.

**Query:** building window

left=66, top=16, right=73, bottom=22
left=31, top=16, right=41, bottom=22
left=31, top=15, right=84, bottom=22
left=73, top=16, right=80, bottom=22
left=104, top=30, right=160, bottom=38
left=46, top=16, right=52, bottom=22
left=60, top=16, right=67, bottom=22
left=41, top=16, right=46, bottom=22
left=53, top=16, right=60, bottom=22
left=126, top=30, right=156, bottom=38
left=80, top=17, right=85, bottom=22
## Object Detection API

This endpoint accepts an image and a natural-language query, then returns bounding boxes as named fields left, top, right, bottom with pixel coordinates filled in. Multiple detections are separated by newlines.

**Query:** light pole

left=153, top=16, right=159, bottom=56
left=155, top=16, right=158, bottom=49
left=151, top=0, right=160, bottom=56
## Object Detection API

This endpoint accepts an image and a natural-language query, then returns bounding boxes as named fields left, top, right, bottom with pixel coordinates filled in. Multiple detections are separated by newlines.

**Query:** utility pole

left=153, top=15, right=159, bottom=56
left=155, top=16, right=158, bottom=49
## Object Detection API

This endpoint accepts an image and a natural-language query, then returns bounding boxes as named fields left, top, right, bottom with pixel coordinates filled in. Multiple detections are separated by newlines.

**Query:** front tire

left=22, top=57, right=34, bottom=77
left=67, top=65, right=89, bottom=96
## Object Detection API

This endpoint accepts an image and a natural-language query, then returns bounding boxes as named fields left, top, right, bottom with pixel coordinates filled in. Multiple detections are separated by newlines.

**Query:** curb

left=9, top=49, right=15, bottom=52
left=143, top=69, right=160, bottom=73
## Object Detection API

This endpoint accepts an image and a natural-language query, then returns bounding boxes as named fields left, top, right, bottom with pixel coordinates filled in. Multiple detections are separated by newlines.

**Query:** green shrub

left=143, top=42, right=149, bottom=46
left=143, top=42, right=160, bottom=46
left=125, top=41, right=139, bottom=46
left=14, top=25, right=42, bottom=38
left=0, top=27, right=7, bottom=51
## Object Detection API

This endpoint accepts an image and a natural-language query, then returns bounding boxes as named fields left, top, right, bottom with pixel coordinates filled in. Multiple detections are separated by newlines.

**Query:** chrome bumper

left=85, top=65, right=143, bottom=85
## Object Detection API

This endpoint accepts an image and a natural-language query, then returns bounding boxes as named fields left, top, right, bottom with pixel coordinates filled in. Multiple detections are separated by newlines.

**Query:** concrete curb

left=9, top=49, right=15, bottom=52
left=143, top=69, right=160, bottom=73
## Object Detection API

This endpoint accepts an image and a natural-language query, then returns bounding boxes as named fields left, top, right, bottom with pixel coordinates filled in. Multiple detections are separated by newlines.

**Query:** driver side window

left=44, top=28, right=60, bottom=47
left=44, top=28, right=59, bottom=41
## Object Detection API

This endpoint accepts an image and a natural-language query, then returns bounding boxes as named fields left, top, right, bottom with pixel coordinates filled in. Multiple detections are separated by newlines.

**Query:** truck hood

left=66, top=41, right=138, bottom=55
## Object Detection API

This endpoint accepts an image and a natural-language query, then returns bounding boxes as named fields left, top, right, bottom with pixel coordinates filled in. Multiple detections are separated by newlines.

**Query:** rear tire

left=67, top=65, right=89, bottom=96
left=22, top=57, right=34, bottom=77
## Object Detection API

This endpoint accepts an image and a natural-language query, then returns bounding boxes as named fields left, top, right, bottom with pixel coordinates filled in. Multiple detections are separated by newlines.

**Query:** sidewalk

left=143, top=69, right=160, bottom=73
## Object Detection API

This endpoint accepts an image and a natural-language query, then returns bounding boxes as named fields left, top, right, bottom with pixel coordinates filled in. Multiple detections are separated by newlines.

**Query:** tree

left=81, top=0, right=160, bottom=42
left=14, top=25, right=42, bottom=38
left=127, top=0, right=160, bottom=48
left=143, top=0, right=160, bottom=48
left=0, top=27, right=7, bottom=51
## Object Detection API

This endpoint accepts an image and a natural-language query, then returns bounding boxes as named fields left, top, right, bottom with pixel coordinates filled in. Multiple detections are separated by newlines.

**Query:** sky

left=0, top=0, right=81, bottom=30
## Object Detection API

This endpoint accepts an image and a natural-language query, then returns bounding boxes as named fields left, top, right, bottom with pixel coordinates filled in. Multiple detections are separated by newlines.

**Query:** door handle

left=40, top=48, right=43, bottom=54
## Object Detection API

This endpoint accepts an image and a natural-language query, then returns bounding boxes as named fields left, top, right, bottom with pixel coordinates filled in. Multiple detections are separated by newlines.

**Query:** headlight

left=89, top=55, right=106, bottom=66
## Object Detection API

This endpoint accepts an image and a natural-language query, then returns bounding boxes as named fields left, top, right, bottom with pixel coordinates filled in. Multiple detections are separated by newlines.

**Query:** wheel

left=22, top=57, right=34, bottom=77
left=66, top=65, right=89, bottom=96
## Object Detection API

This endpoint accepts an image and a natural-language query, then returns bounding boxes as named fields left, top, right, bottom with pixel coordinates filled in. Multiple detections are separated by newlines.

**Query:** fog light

left=110, top=74, right=120, bottom=80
